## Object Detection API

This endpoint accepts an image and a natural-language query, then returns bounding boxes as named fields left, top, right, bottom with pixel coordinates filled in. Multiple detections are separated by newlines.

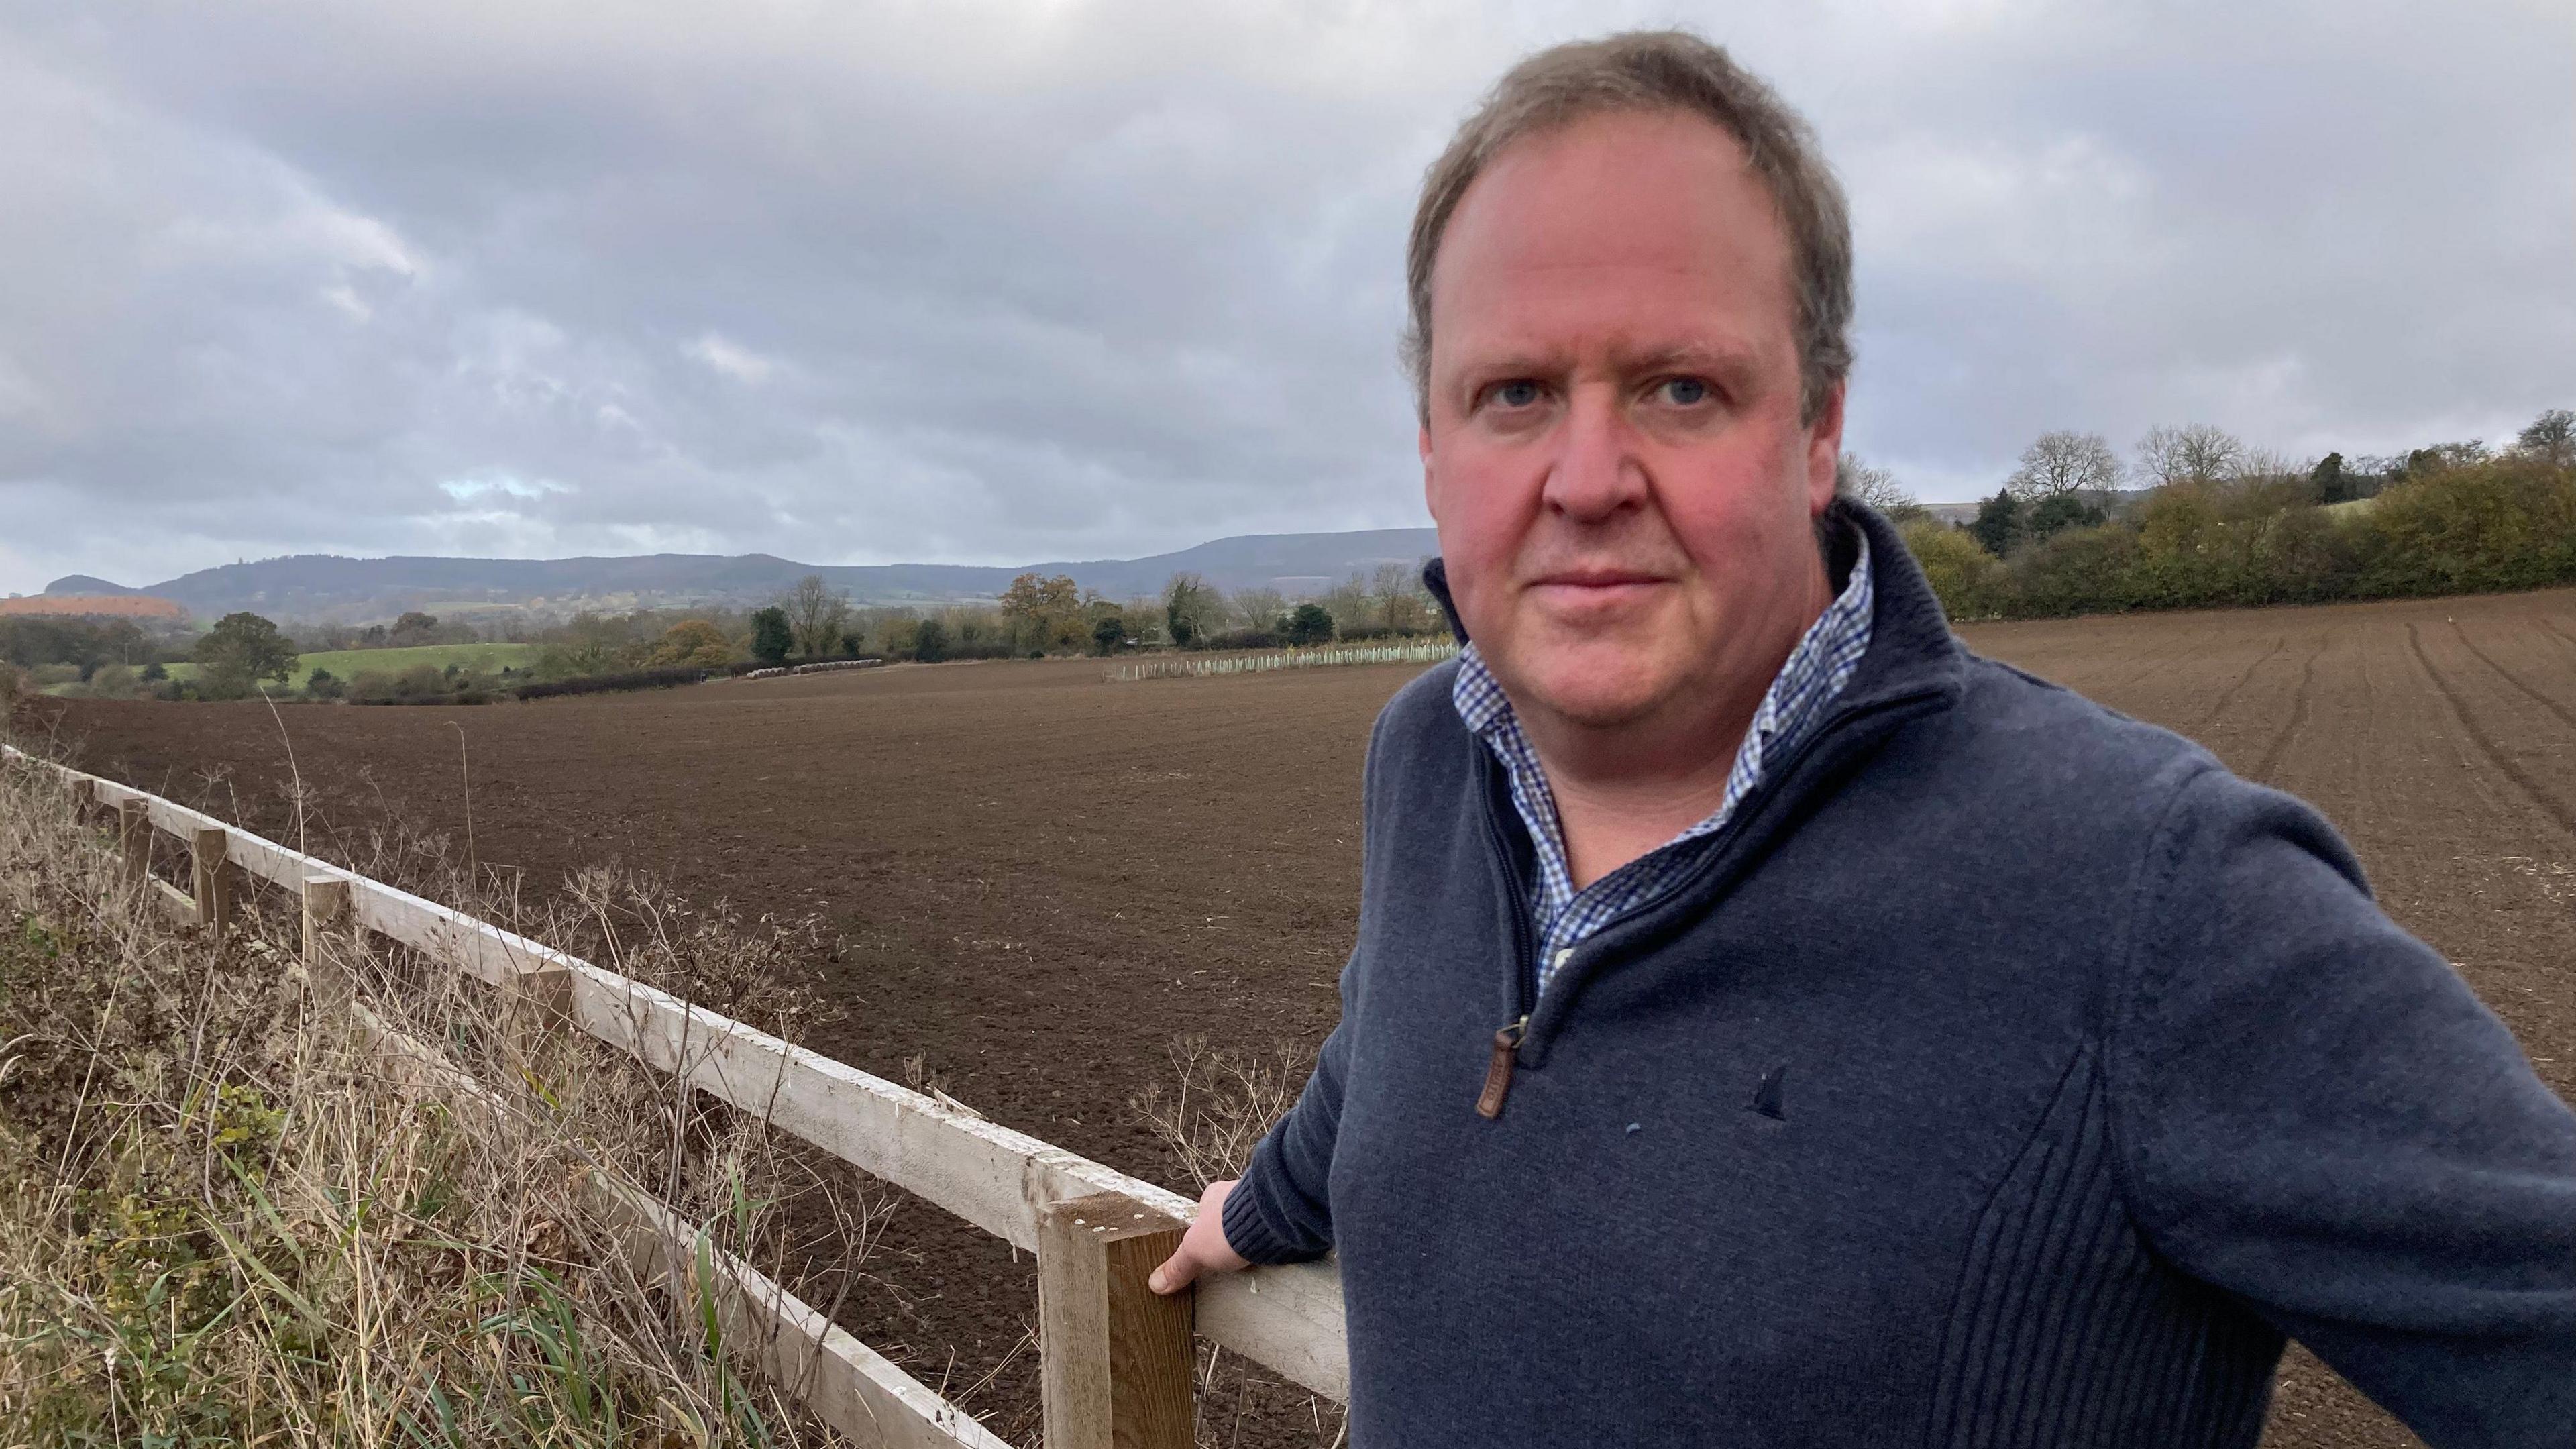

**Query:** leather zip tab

left=1477, top=1016, right=1529, bottom=1120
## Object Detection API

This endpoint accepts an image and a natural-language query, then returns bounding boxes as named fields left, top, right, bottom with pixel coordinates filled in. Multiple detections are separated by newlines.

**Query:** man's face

left=1421, top=108, right=1842, bottom=734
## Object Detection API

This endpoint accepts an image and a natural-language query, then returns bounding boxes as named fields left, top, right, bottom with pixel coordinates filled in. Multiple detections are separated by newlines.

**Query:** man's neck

left=1520, top=666, right=1770, bottom=891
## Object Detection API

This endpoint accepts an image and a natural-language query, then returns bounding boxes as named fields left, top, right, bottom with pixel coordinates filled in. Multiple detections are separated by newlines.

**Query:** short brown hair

left=1402, top=31, right=1854, bottom=424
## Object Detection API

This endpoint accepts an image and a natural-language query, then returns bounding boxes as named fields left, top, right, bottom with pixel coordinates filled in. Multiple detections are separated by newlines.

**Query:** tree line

left=1878, top=408, right=2576, bottom=621
left=737, top=559, right=1442, bottom=667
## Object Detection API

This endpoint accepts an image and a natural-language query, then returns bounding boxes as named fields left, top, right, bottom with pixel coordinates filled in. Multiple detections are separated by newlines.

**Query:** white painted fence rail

left=2, top=742, right=1349, bottom=1446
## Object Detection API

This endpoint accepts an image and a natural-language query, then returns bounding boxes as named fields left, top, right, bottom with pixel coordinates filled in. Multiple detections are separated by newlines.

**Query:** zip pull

left=1477, top=1016, right=1528, bottom=1120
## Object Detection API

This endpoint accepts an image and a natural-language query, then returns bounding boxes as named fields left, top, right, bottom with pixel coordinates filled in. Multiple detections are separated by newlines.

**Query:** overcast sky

left=2, top=0, right=2569, bottom=595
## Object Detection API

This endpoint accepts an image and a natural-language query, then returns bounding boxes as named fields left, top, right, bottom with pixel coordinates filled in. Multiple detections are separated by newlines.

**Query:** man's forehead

left=1446, top=113, right=1775, bottom=250
left=1430, top=111, right=1794, bottom=327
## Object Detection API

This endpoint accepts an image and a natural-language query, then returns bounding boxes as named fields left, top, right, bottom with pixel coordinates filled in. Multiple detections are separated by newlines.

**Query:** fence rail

left=2, top=742, right=1348, bottom=1448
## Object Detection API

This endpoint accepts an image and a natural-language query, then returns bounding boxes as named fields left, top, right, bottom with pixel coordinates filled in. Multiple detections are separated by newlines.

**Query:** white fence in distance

left=1111, top=637, right=1459, bottom=682
left=739, top=658, right=886, bottom=681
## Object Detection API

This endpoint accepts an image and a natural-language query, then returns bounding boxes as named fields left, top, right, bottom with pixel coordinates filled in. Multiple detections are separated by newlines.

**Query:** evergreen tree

left=749, top=606, right=793, bottom=664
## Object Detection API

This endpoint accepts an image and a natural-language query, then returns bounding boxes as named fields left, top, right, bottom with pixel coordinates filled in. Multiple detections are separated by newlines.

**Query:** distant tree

left=1970, top=490, right=2027, bottom=557
left=1322, top=572, right=1377, bottom=635
left=2008, top=431, right=2121, bottom=498
left=2027, top=492, right=2108, bottom=543
left=392, top=610, right=439, bottom=640
left=749, top=606, right=794, bottom=664
left=139, top=661, right=168, bottom=683
left=548, top=611, right=633, bottom=676
left=305, top=668, right=346, bottom=700
left=194, top=612, right=298, bottom=696
left=912, top=616, right=950, bottom=662
left=1836, top=452, right=1927, bottom=519
left=1092, top=614, right=1128, bottom=655
left=1230, top=586, right=1287, bottom=633
left=2311, top=452, right=2354, bottom=504
left=1285, top=602, right=1336, bottom=646
left=647, top=619, right=735, bottom=669
left=2516, top=408, right=2573, bottom=470
left=999, top=572, right=1083, bottom=652
left=2137, top=424, right=2243, bottom=487
left=1368, top=561, right=1433, bottom=635
left=1162, top=572, right=1220, bottom=647
left=2402, top=440, right=2491, bottom=477
left=782, top=574, right=850, bottom=659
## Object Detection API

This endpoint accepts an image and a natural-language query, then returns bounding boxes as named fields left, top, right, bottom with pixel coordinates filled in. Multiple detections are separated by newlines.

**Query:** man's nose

left=1542, top=385, right=1646, bottom=522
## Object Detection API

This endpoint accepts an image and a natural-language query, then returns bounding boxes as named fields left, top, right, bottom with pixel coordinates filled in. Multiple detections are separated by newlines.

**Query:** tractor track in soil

left=2452, top=621, right=2576, bottom=733
left=2190, top=634, right=2286, bottom=741
left=2251, top=637, right=2322, bottom=786
left=2406, top=621, right=2576, bottom=841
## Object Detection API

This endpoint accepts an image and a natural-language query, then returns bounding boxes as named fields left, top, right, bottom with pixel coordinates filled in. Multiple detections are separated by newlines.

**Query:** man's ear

left=1805, top=381, right=1847, bottom=515
left=1419, top=424, right=1440, bottom=523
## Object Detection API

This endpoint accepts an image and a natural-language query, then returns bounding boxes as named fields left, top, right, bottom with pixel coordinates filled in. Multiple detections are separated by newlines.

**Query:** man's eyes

left=1471, top=375, right=1719, bottom=414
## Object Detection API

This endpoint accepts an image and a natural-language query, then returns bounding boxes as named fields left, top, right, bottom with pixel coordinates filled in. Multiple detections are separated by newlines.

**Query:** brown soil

left=36, top=586, right=2576, bottom=1448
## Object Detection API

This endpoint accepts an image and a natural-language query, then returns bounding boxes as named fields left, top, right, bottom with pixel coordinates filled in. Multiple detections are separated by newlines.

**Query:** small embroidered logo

left=1750, top=1064, right=1788, bottom=1121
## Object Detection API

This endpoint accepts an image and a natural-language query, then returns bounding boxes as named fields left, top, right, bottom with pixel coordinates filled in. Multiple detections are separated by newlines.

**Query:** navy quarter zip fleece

left=1222, top=502, right=2576, bottom=1447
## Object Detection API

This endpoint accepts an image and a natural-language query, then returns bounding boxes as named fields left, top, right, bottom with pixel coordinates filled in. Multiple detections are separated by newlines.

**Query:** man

left=1151, top=31, right=2576, bottom=1447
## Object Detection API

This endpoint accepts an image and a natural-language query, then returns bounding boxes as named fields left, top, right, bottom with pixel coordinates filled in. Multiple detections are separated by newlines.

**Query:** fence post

left=117, top=799, right=149, bottom=885
left=1038, top=1192, right=1193, bottom=1449
left=303, top=875, right=352, bottom=1004
left=191, top=828, right=233, bottom=934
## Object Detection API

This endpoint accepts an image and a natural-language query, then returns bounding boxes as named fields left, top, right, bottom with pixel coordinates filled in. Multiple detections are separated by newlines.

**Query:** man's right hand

left=1150, top=1178, right=1250, bottom=1294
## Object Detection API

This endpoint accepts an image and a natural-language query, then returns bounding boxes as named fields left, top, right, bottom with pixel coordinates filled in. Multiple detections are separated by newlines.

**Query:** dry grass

left=1130, top=1037, right=1342, bottom=1449
left=0, top=748, right=875, bottom=1447
left=1129, top=1036, right=1301, bottom=1190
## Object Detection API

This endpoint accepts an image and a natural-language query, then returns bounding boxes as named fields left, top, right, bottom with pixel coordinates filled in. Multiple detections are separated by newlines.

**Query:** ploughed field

left=44, top=586, right=2576, bottom=1449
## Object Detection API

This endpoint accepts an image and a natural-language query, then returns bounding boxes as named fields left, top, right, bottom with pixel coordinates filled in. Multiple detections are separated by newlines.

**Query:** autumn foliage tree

left=999, top=572, right=1084, bottom=653
left=647, top=619, right=735, bottom=668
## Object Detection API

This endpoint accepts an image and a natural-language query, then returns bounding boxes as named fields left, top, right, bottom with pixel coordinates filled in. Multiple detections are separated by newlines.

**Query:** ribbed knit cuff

left=1219, top=1158, right=1304, bottom=1266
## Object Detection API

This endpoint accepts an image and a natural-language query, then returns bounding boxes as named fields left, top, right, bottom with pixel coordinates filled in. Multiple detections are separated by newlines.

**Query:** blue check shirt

left=1454, top=533, right=1874, bottom=1000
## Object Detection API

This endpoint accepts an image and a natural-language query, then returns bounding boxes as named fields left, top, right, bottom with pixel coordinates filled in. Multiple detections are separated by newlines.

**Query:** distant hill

left=50, top=528, right=1444, bottom=624
left=42, top=574, right=142, bottom=597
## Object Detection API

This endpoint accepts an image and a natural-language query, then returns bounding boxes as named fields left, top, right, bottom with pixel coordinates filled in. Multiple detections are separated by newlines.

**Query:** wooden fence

left=1, top=742, right=1347, bottom=1449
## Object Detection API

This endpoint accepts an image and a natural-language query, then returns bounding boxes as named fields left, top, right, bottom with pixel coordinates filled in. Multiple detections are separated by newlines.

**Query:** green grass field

left=162, top=642, right=539, bottom=688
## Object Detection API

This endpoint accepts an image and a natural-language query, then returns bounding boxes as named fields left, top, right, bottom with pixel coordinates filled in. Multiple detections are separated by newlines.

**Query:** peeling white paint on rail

left=3, top=743, right=1351, bottom=1403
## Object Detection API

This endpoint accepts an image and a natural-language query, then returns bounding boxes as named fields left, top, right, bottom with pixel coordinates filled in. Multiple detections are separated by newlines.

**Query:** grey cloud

left=1, top=0, right=2569, bottom=594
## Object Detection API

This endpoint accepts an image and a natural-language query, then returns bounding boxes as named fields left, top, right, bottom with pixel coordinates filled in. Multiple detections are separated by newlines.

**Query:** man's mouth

left=1529, top=569, right=1668, bottom=593
left=1525, top=572, right=1670, bottom=615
